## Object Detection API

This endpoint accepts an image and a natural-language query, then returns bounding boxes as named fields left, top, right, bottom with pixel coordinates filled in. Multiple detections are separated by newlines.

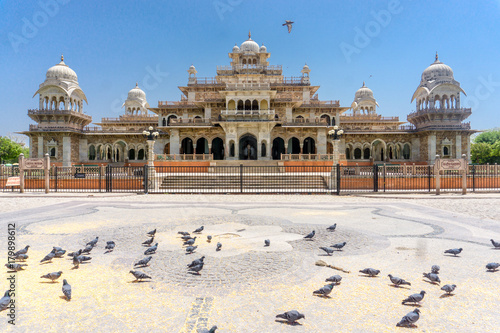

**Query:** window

left=403, top=144, right=411, bottom=159
left=88, top=145, right=96, bottom=160
left=50, top=147, right=56, bottom=157
left=354, top=148, right=362, bottom=159
left=443, top=146, right=450, bottom=157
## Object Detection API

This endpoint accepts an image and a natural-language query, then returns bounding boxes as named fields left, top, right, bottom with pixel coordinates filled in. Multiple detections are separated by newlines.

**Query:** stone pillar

left=147, top=140, right=155, bottom=167
left=455, top=135, right=462, bottom=158
left=411, top=137, right=420, bottom=161
left=316, top=130, right=327, bottom=154
left=62, top=136, right=71, bottom=167
left=428, top=134, right=436, bottom=164
left=79, top=138, right=88, bottom=162
left=204, top=107, right=211, bottom=120
left=299, top=143, right=303, bottom=154
left=170, top=129, right=180, bottom=154
left=38, top=137, right=44, bottom=158
left=285, top=107, right=292, bottom=120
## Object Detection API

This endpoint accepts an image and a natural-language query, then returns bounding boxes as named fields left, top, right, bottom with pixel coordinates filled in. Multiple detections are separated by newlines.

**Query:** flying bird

left=282, top=20, right=294, bottom=33
left=396, top=308, right=420, bottom=327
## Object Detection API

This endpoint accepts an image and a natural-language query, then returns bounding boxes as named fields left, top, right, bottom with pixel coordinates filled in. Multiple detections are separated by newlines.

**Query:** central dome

left=421, top=53, right=453, bottom=82
left=355, top=82, right=374, bottom=99
left=46, top=55, right=78, bottom=81
left=127, top=83, right=146, bottom=100
left=240, top=31, right=259, bottom=53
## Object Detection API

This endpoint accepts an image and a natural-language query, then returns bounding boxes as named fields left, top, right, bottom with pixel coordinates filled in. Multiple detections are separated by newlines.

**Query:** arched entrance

left=212, top=138, right=224, bottom=160
left=239, top=134, right=257, bottom=160
left=272, top=137, right=285, bottom=160
left=303, top=137, right=316, bottom=154
left=181, top=138, right=193, bottom=154
left=287, top=137, right=300, bottom=154
left=372, top=140, right=386, bottom=161
left=196, top=138, right=208, bottom=154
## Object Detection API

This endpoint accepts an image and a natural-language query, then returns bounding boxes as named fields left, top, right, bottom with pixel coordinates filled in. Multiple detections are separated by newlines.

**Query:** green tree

left=471, top=142, right=492, bottom=164
left=0, top=136, right=29, bottom=164
left=474, top=129, right=500, bottom=145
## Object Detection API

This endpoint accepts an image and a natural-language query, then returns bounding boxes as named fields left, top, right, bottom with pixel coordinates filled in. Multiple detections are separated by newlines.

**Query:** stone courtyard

left=0, top=193, right=499, bottom=332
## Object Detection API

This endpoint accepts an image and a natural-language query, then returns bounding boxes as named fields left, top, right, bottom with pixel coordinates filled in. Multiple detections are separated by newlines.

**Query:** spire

left=248, top=30, right=251, bottom=39
left=135, top=82, right=138, bottom=88
left=435, top=51, right=438, bottom=62
left=61, top=54, right=64, bottom=62
left=362, top=81, right=366, bottom=87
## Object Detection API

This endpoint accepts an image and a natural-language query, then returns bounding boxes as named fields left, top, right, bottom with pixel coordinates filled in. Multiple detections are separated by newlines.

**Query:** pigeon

left=41, top=271, right=63, bottom=282
left=423, top=272, right=441, bottom=284
left=441, top=284, right=456, bottom=295
left=86, top=237, right=99, bottom=247
left=54, top=250, right=67, bottom=258
left=40, top=249, right=56, bottom=263
left=147, top=229, right=156, bottom=237
left=5, top=263, right=27, bottom=271
left=319, top=247, right=334, bottom=256
left=14, top=245, right=30, bottom=256
left=72, top=255, right=82, bottom=268
left=184, top=237, right=197, bottom=246
left=134, top=256, right=153, bottom=267
left=142, top=237, right=154, bottom=246
left=491, top=239, right=500, bottom=248
left=77, top=255, right=92, bottom=262
left=388, top=274, right=411, bottom=287
left=181, top=235, right=193, bottom=241
left=62, top=279, right=71, bottom=300
left=0, top=290, right=10, bottom=311
left=129, top=270, right=151, bottom=281
left=14, top=254, right=28, bottom=261
left=402, top=290, right=426, bottom=304
left=68, top=249, right=82, bottom=257
left=275, top=310, right=305, bottom=323
left=193, top=226, right=204, bottom=233
left=326, top=224, right=337, bottom=231
left=282, top=20, right=294, bottom=33
left=313, top=283, right=334, bottom=297
left=53, top=247, right=64, bottom=252
left=188, top=262, right=204, bottom=275
left=187, top=256, right=205, bottom=268
left=216, top=242, right=222, bottom=251
left=104, top=241, right=115, bottom=253
left=199, top=326, right=217, bottom=333
left=325, top=275, right=342, bottom=284
left=331, top=242, right=347, bottom=250
left=264, top=239, right=270, bottom=247
left=186, top=245, right=198, bottom=254
left=303, top=230, right=315, bottom=240
left=207, top=235, right=212, bottom=243
left=431, top=265, right=440, bottom=274
left=82, top=244, right=93, bottom=254
left=144, top=243, right=158, bottom=255
left=396, top=308, right=420, bottom=327
left=444, top=248, right=462, bottom=256
left=486, top=262, right=500, bottom=271
left=359, top=268, right=380, bottom=277
left=177, top=231, right=189, bottom=236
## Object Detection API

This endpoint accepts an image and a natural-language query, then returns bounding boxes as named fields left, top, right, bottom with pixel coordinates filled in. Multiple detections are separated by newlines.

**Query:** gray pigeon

left=53, top=247, right=64, bottom=252
left=359, top=268, right=380, bottom=277
left=15, top=254, right=28, bottom=261
left=0, top=290, right=10, bottom=311
left=282, top=20, right=294, bottom=33
left=144, top=243, right=158, bottom=255
left=41, top=271, right=63, bottom=282
left=40, top=249, right=56, bottom=263
left=486, top=262, right=500, bottom=271
left=402, top=290, right=426, bottom=304
left=216, top=242, right=222, bottom=251
left=186, top=245, right=198, bottom=254
left=423, top=272, right=441, bottom=284
left=181, top=235, right=193, bottom=241
left=325, top=275, right=342, bottom=284
left=187, top=256, right=205, bottom=268
left=313, top=283, right=334, bottom=297
left=184, top=237, right=197, bottom=246
left=304, top=230, right=315, bottom=240
left=275, top=310, right=305, bottom=323
left=62, top=279, right=71, bottom=300
left=86, top=236, right=99, bottom=247
left=104, top=241, right=115, bottom=253
left=72, top=255, right=82, bottom=268
left=441, top=284, right=456, bottom=295
left=199, top=326, right=217, bottom=333
left=431, top=265, right=440, bottom=274
left=142, top=237, right=154, bottom=246
left=193, top=226, right=204, bottom=233
left=147, top=229, right=156, bottom=237
left=5, top=263, right=27, bottom=271
left=388, top=274, right=411, bottom=287
left=264, top=239, right=270, bottom=247
left=130, top=270, right=151, bottom=281
left=68, top=249, right=82, bottom=257
left=82, top=244, right=93, bottom=254
left=178, top=231, right=189, bottom=236
left=54, top=250, right=66, bottom=258
left=491, top=239, right=500, bottom=248
left=326, top=224, right=337, bottom=231
left=207, top=235, right=212, bottom=243
left=78, top=255, right=92, bottom=262
left=319, top=247, right=334, bottom=256
left=134, top=256, right=153, bottom=267
left=331, top=242, right=347, bottom=250
left=444, top=248, right=462, bottom=256
left=188, top=262, right=204, bottom=275
left=14, top=245, right=30, bottom=256
left=396, top=308, right=420, bottom=327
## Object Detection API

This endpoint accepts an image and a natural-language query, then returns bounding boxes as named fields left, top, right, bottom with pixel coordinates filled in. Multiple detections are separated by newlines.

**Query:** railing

left=220, top=109, right=275, bottom=117
left=343, top=125, right=417, bottom=132
left=281, top=118, right=328, bottom=126
left=300, top=100, right=341, bottom=107
left=100, top=115, right=158, bottom=123
left=168, top=118, right=212, bottom=126
left=340, top=114, right=400, bottom=121
left=155, top=154, right=213, bottom=161
left=158, top=100, right=196, bottom=107
left=187, top=77, right=225, bottom=85
left=28, top=109, right=92, bottom=120
left=413, top=123, right=471, bottom=130
left=216, top=65, right=282, bottom=75
left=225, top=83, right=270, bottom=91
left=407, top=107, right=472, bottom=118
left=29, top=124, right=84, bottom=132
left=270, top=77, right=310, bottom=86
left=281, top=154, right=347, bottom=161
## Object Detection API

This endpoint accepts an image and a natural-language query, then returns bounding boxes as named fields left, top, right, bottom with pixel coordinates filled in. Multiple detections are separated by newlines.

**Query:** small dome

left=46, top=55, right=78, bottom=81
left=127, top=83, right=146, bottom=100
left=189, top=64, right=196, bottom=70
left=232, top=44, right=240, bottom=53
left=355, top=82, right=374, bottom=99
left=421, top=53, right=454, bottom=82
left=259, top=44, right=267, bottom=52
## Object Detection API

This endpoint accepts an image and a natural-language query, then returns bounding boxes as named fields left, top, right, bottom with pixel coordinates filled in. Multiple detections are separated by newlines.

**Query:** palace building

left=21, top=33, right=474, bottom=167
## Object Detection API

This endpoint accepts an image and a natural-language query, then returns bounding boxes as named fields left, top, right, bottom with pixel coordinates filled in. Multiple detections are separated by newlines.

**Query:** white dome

left=232, top=44, right=240, bottom=53
left=240, top=38, right=259, bottom=53
left=259, top=44, right=267, bottom=52
left=127, top=83, right=146, bottom=100
left=355, top=82, right=374, bottom=99
left=421, top=54, right=454, bottom=82
left=46, top=55, right=78, bottom=81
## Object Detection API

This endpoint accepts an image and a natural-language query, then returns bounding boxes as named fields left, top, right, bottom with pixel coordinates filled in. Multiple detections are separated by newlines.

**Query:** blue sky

left=1, top=0, right=499, bottom=144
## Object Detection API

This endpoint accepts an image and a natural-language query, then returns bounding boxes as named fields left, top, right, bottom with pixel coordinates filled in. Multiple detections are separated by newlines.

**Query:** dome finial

left=135, top=82, right=138, bottom=88
left=362, top=81, right=365, bottom=87
left=61, top=54, right=64, bottom=62
left=248, top=30, right=251, bottom=39
left=435, top=51, right=438, bottom=62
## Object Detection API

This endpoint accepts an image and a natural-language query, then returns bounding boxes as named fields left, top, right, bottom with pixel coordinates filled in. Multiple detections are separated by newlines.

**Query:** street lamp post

left=328, top=126, right=344, bottom=193
left=142, top=126, right=159, bottom=191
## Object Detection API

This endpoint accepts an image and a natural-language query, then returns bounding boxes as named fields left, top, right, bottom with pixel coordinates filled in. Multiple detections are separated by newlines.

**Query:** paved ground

left=0, top=193, right=499, bottom=332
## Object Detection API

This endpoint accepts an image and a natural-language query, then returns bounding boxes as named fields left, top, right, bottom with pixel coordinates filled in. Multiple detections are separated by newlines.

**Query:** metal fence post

left=54, top=166, right=58, bottom=192
left=240, top=164, right=243, bottom=193
left=144, top=164, right=148, bottom=194
left=428, top=165, right=431, bottom=192
left=472, top=165, right=476, bottom=192
left=336, top=164, right=341, bottom=195
left=105, top=165, right=110, bottom=193
left=383, top=164, right=386, bottom=192
left=373, top=165, right=378, bottom=192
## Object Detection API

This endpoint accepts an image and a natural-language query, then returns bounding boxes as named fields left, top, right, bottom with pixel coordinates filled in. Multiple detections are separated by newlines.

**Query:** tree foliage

left=471, top=129, right=500, bottom=164
left=0, top=136, right=29, bottom=164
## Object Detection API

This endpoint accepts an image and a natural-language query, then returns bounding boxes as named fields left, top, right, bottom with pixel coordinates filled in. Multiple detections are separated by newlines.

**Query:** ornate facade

left=22, top=35, right=474, bottom=166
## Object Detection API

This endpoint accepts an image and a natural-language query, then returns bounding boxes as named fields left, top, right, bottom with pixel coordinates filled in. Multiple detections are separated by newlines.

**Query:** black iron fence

left=1, top=164, right=499, bottom=194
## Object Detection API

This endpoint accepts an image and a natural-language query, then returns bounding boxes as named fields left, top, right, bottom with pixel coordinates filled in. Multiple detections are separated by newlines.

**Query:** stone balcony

left=219, top=109, right=275, bottom=121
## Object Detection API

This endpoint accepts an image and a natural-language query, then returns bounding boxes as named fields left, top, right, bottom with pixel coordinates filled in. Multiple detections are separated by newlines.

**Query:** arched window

left=237, top=100, right=243, bottom=110
left=443, top=146, right=450, bottom=156
left=242, top=59, right=247, bottom=65
left=303, top=137, right=315, bottom=154
left=88, top=145, right=96, bottom=160
left=128, top=149, right=135, bottom=160
left=228, top=100, right=236, bottom=110
left=354, top=148, right=362, bottom=159
left=162, top=118, right=166, bottom=126
left=50, top=148, right=56, bottom=157
left=345, top=148, right=350, bottom=159
left=331, top=117, right=336, bottom=126
left=320, top=114, right=330, bottom=125
left=167, top=115, right=177, bottom=125
left=261, top=142, right=266, bottom=157
left=230, top=142, right=235, bottom=157
left=244, top=100, right=251, bottom=110
left=252, top=100, right=259, bottom=110
left=403, top=144, right=410, bottom=159
left=137, top=149, right=145, bottom=160
left=363, top=148, right=370, bottom=159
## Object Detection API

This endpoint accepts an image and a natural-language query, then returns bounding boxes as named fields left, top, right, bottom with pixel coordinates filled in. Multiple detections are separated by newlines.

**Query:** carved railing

left=155, top=154, right=213, bottom=161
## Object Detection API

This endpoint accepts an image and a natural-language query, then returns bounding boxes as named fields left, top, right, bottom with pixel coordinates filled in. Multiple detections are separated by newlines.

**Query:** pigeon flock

left=2, top=224, right=499, bottom=331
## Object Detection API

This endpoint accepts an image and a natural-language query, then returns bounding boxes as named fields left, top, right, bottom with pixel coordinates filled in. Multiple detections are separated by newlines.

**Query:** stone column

left=455, top=135, right=462, bottom=158
left=147, top=140, right=155, bottom=167
left=79, top=138, right=88, bottom=162
left=62, top=136, right=71, bottom=167
left=38, top=137, right=44, bottom=158
left=170, top=129, right=180, bottom=155
left=428, top=134, right=436, bottom=164
left=316, top=130, right=327, bottom=154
